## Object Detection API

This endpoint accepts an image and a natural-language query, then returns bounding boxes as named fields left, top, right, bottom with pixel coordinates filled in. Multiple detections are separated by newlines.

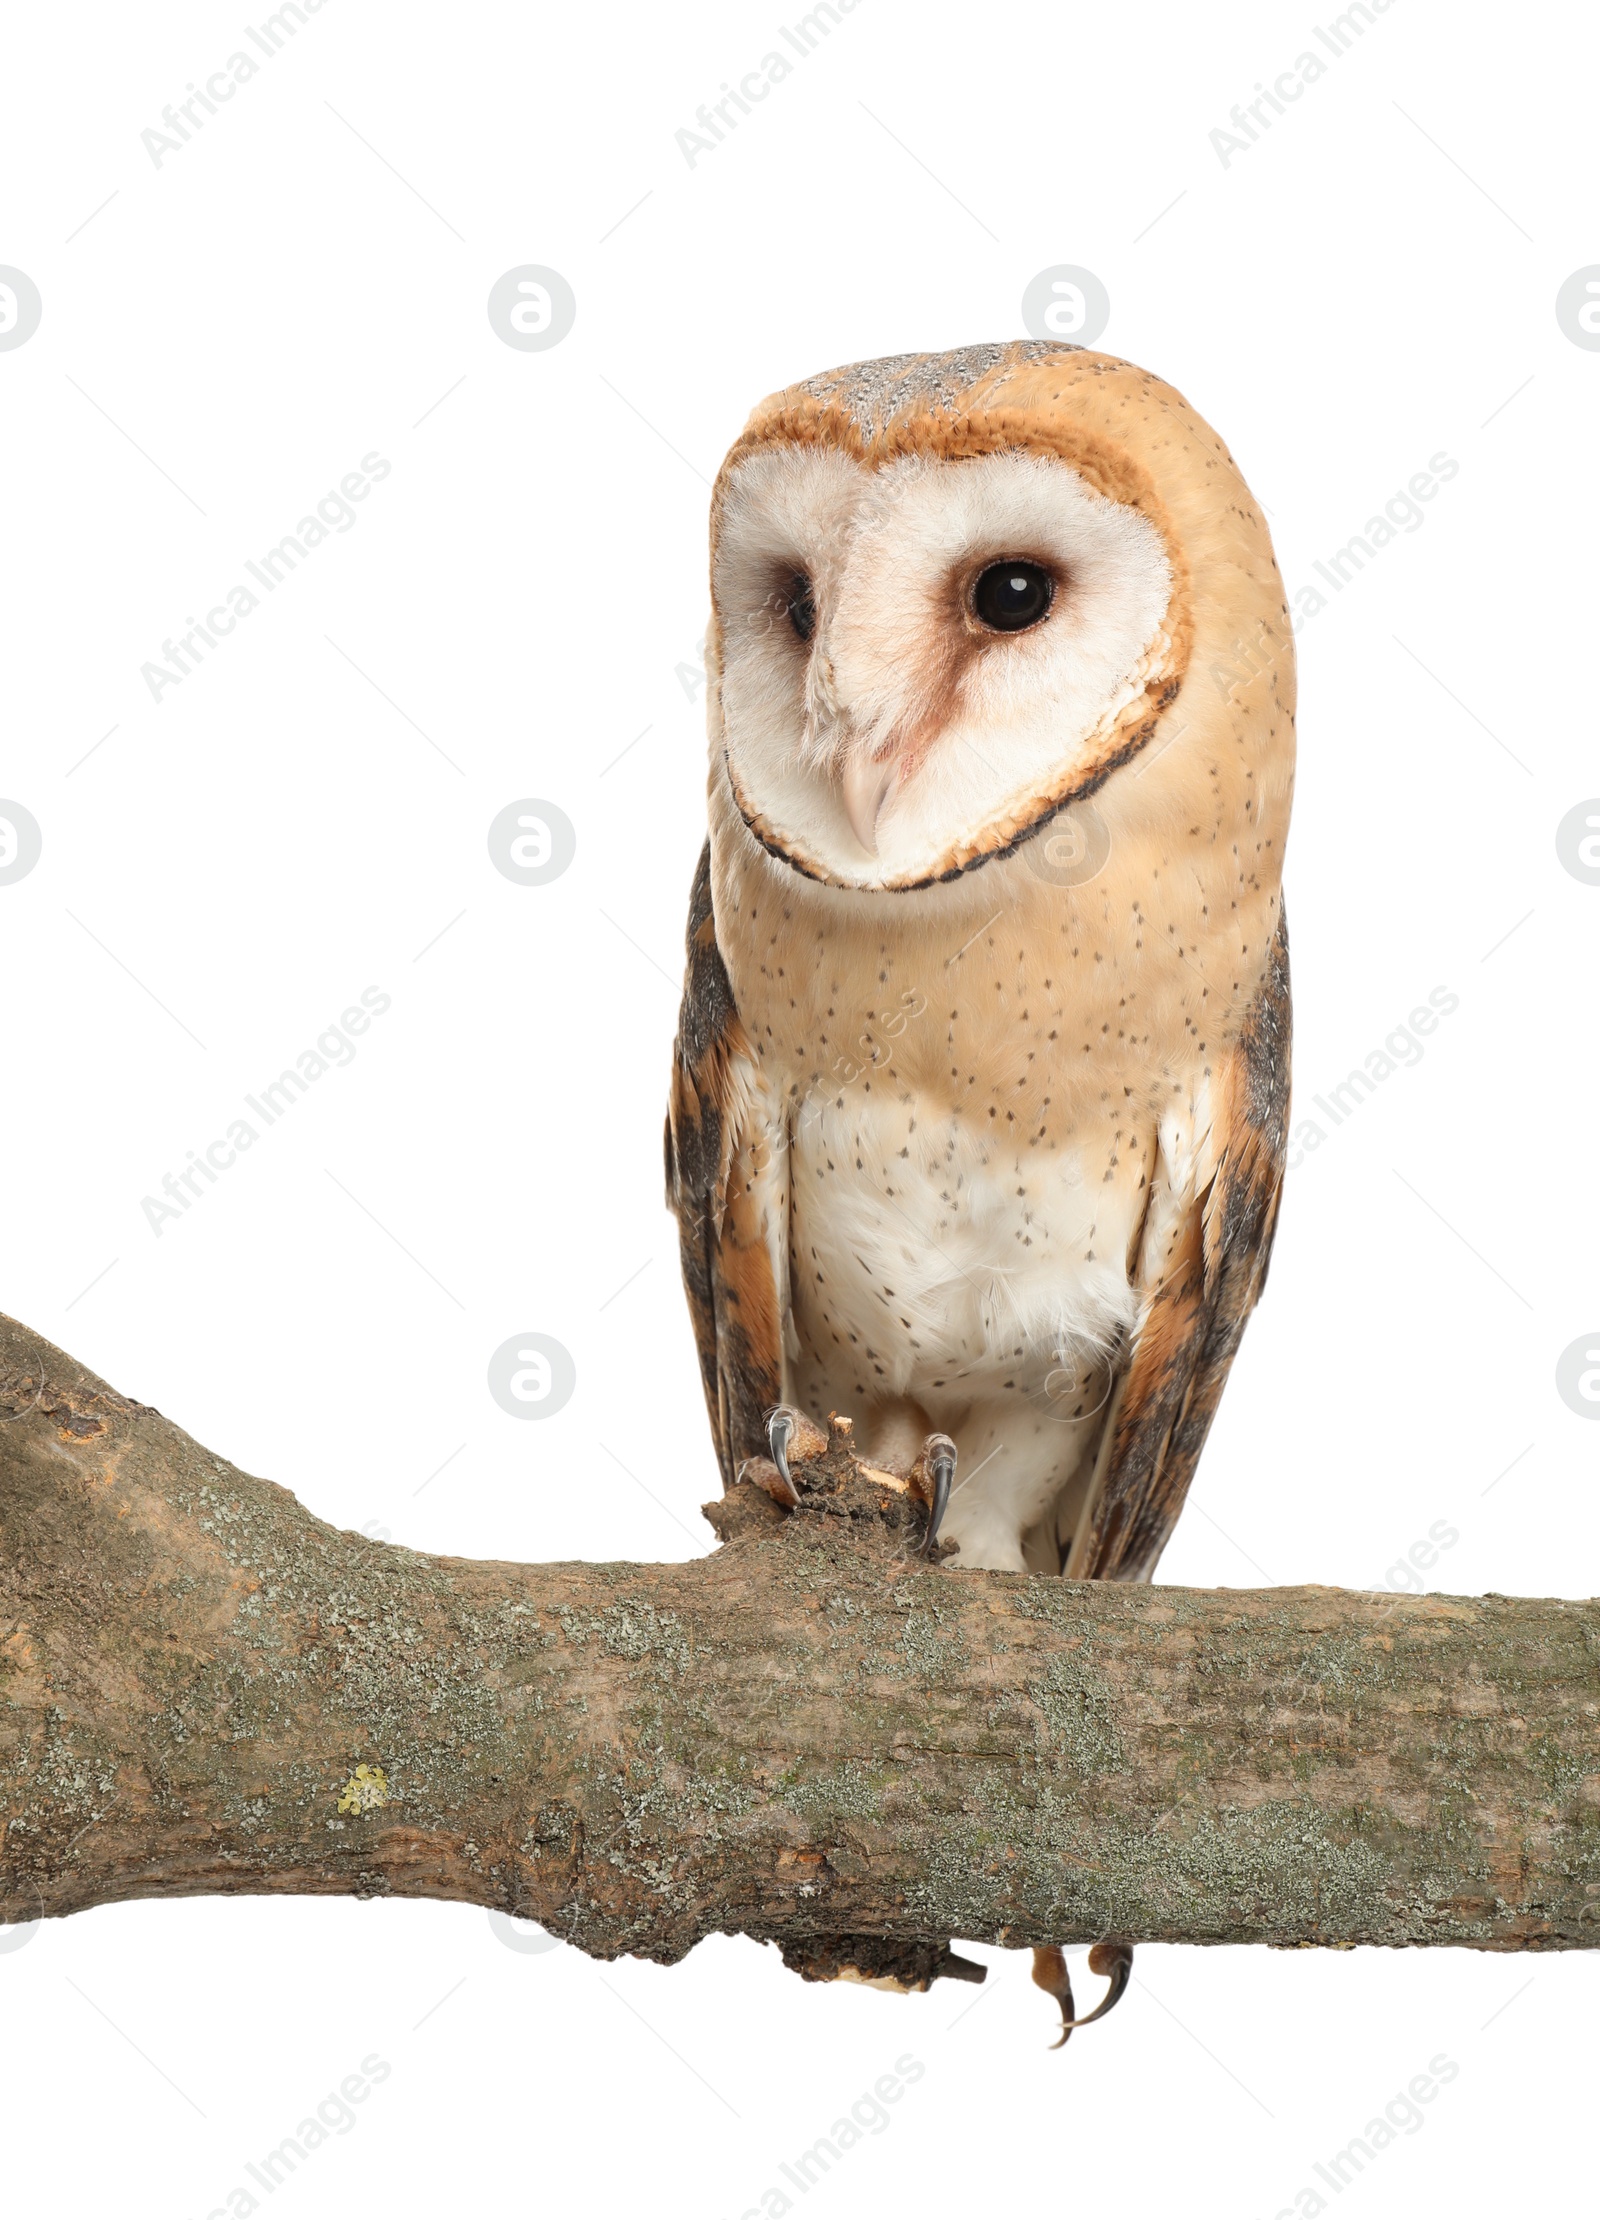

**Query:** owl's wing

left=664, top=841, right=788, bottom=1488
left=1066, top=911, right=1290, bottom=1582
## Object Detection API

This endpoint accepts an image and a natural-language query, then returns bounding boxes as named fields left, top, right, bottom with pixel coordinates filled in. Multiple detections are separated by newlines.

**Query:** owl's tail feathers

left=1031, top=1941, right=1135, bottom=2050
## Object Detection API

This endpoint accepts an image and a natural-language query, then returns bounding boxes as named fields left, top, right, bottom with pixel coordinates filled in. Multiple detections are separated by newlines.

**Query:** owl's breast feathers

left=669, top=821, right=1291, bottom=1577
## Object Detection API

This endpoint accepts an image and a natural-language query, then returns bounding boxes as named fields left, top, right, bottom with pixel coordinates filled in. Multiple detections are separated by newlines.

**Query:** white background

left=3, top=2, right=1597, bottom=2214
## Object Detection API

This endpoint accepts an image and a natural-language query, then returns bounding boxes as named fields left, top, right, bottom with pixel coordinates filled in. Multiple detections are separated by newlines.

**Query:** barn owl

left=666, top=340, right=1294, bottom=2039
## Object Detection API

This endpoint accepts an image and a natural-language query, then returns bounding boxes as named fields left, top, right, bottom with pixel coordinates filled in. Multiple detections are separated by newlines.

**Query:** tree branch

left=3, top=1314, right=1597, bottom=1979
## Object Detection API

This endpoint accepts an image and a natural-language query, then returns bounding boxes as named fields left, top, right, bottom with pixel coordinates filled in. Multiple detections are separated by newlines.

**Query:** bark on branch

left=3, top=1314, right=1598, bottom=1978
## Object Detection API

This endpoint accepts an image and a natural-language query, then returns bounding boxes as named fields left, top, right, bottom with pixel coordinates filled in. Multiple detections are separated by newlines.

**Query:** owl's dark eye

left=972, top=559, right=1054, bottom=633
left=787, top=573, right=815, bottom=642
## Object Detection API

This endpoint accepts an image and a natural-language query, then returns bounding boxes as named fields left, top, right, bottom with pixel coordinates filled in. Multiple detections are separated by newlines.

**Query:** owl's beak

left=809, top=647, right=901, bottom=855
left=840, top=750, right=898, bottom=856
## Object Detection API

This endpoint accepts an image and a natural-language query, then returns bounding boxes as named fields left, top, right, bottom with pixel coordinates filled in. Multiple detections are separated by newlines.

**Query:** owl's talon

left=767, top=1407, right=797, bottom=1494
left=1032, top=1940, right=1133, bottom=2049
left=913, top=1433, right=957, bottom=1558
left=761, top=1406, right=827, bottom=1505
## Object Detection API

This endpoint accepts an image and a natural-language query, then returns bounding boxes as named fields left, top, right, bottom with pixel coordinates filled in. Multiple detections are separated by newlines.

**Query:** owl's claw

left=749, top=1406, right=828, bottom=1508
left=768, top=1407, right=797, bottom=1496
left=918, top=1433, right=957, bottom=1558
left=1032, top=1941, right=1134, bottom=2049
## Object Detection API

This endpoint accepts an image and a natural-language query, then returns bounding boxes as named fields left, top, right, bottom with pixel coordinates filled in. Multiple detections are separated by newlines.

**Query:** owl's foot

left=908, top=1433, right=958, bottom=1558
left=1031, top=1941, right=1134, bottom=2050
left=739, top=1405, right=829, bottom=1508
left=734, top=1411, right=944, bottom=1558
left=768, top=1404, right=819, bottom=1497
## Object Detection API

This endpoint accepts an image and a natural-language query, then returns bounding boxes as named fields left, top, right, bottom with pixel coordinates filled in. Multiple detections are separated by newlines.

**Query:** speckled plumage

left=797, top=339, right=1076, bottom=434
left=667, top=340, right=1294, bottom=1583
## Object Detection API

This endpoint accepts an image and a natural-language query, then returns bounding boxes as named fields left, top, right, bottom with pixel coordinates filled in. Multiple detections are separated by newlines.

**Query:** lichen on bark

left=3, top=1313, right=1599, bottom=1974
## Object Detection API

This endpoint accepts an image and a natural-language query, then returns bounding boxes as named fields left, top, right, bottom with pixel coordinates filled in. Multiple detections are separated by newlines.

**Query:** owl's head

left=707, top=341, right=1286, bottom=893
